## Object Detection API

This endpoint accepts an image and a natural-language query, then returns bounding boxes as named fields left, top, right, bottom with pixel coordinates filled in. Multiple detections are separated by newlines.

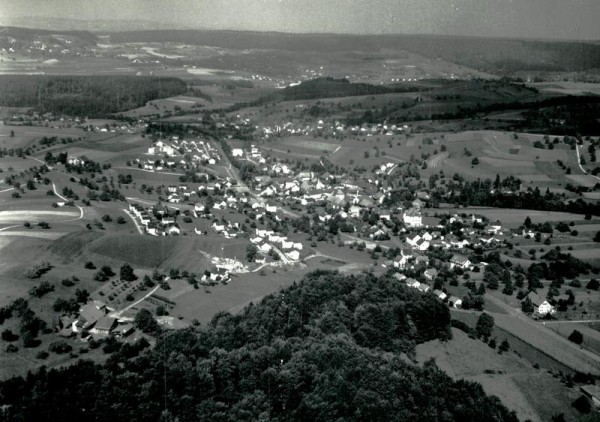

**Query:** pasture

left=170, top=266, right=309, bottom=323
left=415, top=328, right=579, bottom=422
left=428, top=206, right=587, bottom=228
left=545, top=321, right=600, bottom=357
left=0, top=126, right=84, bottom=150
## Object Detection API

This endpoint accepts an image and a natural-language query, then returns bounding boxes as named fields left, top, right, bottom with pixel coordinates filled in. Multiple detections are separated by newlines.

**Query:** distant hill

left=3, top=26, right=600, bottom=75
left=108, top=30, right=600, bottom=74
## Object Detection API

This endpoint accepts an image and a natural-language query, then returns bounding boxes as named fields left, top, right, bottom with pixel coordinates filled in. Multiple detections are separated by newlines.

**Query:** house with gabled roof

left=449, top=254, right=473, bottom=270
left=524, top=292, right=556, bottom=316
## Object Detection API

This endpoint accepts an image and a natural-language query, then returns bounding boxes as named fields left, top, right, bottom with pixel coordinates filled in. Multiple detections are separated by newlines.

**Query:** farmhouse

left=524, top=292, right=556, bottom=316
left=75, top=301, right=107, bottom=332
left=91, top=316, right=118, bottom=336
left=67, top=156, right=87, bottom=166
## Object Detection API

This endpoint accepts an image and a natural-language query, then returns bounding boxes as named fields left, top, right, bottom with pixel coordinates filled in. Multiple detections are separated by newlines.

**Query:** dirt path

left=110, top=284, right=162, bottom=318
left=575, top=144, right=600, bottom=182
left=52, top=183, right=84, bottom=221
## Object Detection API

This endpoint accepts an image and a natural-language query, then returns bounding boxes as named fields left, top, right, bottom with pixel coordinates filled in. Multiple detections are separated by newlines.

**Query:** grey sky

left=1, top=0, right=599, bottom=40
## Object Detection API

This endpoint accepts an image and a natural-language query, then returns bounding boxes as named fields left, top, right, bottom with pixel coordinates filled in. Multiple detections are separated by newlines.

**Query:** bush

left=29, top=281, right=54, bottom=298
left=5, top=344, right=18, bottom=353
left=1, top=329, right=18, bottom=342
left=84, top=261, right=96, bottom=270
left=568, top=329, right=584, bottom=345
left=35, top=351, right=49, bottom=360
left=48, top=341, right=73, bottom=355
left=61, top=278, right=76, bottom=287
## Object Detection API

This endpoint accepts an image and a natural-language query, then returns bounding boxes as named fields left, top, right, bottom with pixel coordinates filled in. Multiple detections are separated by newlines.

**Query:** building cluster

left=256, top=119, right=411, bottom=140
left=57, top=300, right=134, bottom=340
left=250, top=228, right=304, bottom=262
left=141, top=137, right=222, bottom=172
left=128, top=203, right=181, bottom=236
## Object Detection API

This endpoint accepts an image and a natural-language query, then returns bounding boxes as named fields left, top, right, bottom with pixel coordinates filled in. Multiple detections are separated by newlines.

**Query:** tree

left=521, top=297, right=534, bottom=314
left=572, top=395, right=591, bottom=414
left=524, top=216, right=532, bottom=228
left=246, top=244, right=258, bottom=262
left=476, top=312, right=494, bottom=339
left=568, top=329, right=584, bottom=345
left=502, top=281, right=514, bottom=296
left=471, top=157, right=479, bottom=165
left=498, top=339, right=510, bottom=352
left=586, top=279, right=599, bottom=290
left=120, top=263, right=136, bottom=281
left=594, top=231, right=600, bottom=243
left=134, top=309, right=159, bottom=334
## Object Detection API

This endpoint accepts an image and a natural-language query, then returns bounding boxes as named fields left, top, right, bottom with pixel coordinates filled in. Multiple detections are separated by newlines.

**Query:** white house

left=449, top=254, right=473, bottom=270
left=433, top=289, right=447, bottom=300
left=525, top=292, right=556, bottom=316
left=232, top=148, right=244, bottom=157
left=259, top=243, right=272, bottom=253
left=403, top=208, right=423, bottom=228
left=448, top=296, right=462, bottom=308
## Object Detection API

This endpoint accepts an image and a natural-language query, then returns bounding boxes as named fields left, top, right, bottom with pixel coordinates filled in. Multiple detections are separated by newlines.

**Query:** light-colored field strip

left=0, top=231, right=66, bottom=240
left=0, top=210, right=79, bottom=224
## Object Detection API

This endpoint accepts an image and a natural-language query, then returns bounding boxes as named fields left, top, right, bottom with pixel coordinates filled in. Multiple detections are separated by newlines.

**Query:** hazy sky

left=1, top=0, right=599, bottom=40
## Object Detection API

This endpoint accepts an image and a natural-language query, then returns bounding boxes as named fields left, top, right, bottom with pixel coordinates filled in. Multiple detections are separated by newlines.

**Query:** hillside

left=0, top=271, right=519, bottom=422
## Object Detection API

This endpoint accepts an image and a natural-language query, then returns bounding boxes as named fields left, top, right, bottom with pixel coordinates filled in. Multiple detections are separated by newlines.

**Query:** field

left=415, top=328, right=580, bottom=422
left=545, top=321, right=600, bottom=357
left=428, top=206, right=588, bottom=228
left=170, top=266, right=309, bottom=323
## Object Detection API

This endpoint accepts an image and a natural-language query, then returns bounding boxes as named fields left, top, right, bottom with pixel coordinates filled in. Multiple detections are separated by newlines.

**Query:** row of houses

left=392, top=273, right=463, bottom=308
left=129, top=203, right=181, bottom=236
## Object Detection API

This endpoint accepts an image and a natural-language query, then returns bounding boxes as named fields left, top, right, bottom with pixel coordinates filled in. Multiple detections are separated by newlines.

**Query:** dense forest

left=273, top=77, right=422, bottom=101
left=0, top=76, right=186, bottom=117
left=0, top=271, right=518, bottom=422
